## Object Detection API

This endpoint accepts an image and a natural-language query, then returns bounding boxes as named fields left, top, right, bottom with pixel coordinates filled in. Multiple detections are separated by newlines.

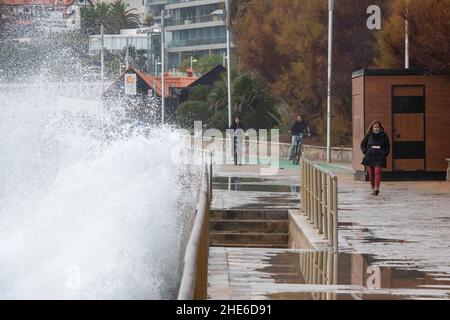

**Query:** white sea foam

left=0, top=82, right=198, bottom=299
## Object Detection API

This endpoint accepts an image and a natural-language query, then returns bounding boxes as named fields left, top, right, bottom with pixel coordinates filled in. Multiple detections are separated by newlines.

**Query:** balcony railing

left=168, top=36, right=226, bottom=48
left=165, top=14, right=223, bottom=27
left=167, top=0, right=211, bottom=4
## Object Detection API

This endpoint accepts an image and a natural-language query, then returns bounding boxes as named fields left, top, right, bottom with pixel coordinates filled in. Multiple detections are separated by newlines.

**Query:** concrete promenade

left=207, top=162, right=450, bottom=300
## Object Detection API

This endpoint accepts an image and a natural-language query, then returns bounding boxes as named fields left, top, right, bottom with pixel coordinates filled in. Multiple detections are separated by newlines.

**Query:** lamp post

left=190, top=56, right=197, bottom=70
left=100, top=24, right=104, bottom=94
left=161, top=9, right=166, bottom=125
left=154, top=58, right=161, bottom=76
left=125, top=37, right=129, bottom=70
left=326, top=0, right=334, bottom=163
left=211, top=1, right=232, bottom=128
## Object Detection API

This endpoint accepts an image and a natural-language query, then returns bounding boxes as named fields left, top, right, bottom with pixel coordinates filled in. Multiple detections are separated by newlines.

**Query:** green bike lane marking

left=212, top=152, right=301, bottom=170
left=210, top=152, right=351, bottom=172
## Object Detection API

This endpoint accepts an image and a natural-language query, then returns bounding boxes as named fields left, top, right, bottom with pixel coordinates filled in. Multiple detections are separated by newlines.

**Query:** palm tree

left=80, top=3, right=110, bottom=35
left=107, top=0, right=140, bottom=34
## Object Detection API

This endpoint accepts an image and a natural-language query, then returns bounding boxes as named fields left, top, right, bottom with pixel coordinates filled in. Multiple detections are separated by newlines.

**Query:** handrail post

left=318, top=171, right=323, bottom=234
left=327, top=175, right=333, bottom=246
left=333, top=176, right=338, bottom=252
left=322, top=172, right=328, bottom=240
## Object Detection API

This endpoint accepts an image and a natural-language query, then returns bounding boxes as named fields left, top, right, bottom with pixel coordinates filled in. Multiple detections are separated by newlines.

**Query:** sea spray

left=0, top=82, right=199, bottom=299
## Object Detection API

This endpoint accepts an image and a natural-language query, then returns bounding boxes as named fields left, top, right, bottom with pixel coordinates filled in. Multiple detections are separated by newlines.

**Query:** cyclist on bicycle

left=288, top=115, right=311, bottom=160
left=229, top=117, right=245, bottom=166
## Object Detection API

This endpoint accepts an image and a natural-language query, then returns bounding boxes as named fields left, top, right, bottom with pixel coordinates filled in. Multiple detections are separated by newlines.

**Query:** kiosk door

left=392, top=86, right=425, bottom=171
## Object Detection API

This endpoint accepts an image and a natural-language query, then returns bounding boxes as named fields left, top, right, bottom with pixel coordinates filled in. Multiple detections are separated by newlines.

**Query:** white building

left=145, top=0, right=166, bottom=24
left=89, top=26, right=167, bottom=74
left=89, top=0, right=231, bottom=71
left=164, top=0, right=228, bottom=68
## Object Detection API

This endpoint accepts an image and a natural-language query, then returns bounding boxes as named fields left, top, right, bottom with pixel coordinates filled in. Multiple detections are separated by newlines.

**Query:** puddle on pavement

left=213, top=183, right=294, bottom=192
left=213, top=176, right=299, bottom=193
left=361, top=237, right=414, bottom=244
left=339, top=222, right=357, bottom=226
left=213, top=177, right=278, bottom=184
left=258, top=250, right=450, bottom=300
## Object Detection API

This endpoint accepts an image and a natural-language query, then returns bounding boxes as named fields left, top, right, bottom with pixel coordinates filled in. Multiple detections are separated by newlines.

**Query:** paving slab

left=207, top=163, right=450, bottom=300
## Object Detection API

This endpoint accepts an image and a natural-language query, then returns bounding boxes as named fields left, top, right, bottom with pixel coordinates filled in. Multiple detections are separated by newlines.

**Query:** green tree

left=107, top=0, right=140, bottom=34
left=178, top=54, right=225, bottom=75
left=232, top=73, right=279, bottom=130
left=233, top=0, right=390, bottom=146
left=177, top=101, right=212, bottom=129
left=144, top=14, right=154, bottom=26
left=204, top=72, right=280, bottom=131
left=80, top=3, right=109, bottom=35
left=376, top=0, right=450, bottom=76
left=189, top=85, right=212, bottom=101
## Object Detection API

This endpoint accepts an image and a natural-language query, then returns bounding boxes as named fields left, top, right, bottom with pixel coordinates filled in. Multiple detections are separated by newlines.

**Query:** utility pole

left=100, top=24, right=104, bottom=94
left=125, top=37, right=129, bottom=70
left=326, top=0, right=334, bottom=163
left=161, top=9, right=166, bottom=125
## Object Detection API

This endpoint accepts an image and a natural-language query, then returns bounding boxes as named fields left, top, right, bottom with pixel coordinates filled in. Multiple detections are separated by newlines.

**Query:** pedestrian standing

left=229, top=117, right=245, bottom=166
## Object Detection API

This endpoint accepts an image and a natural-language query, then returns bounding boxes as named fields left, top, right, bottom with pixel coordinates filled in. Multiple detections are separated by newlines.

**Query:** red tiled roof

left=0, top=0, right=75, bottom=6
left=130, top=66, right=197, bottom=98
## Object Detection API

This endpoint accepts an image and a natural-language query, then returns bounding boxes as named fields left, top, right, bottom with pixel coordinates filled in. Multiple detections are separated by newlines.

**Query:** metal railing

left=168, top=37, right=227, bottom=48
left=178, top=151, right=212, bottom=300
left=300, top=158, right=338, bottom=252
left=166, top=14, right=224, bottom=26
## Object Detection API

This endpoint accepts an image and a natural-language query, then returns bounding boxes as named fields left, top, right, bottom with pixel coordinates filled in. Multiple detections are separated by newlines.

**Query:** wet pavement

left=208, top=247, right=450, bottom=300
left=207, top=163, right=450, bottom=300
left=337, top=172, right=450, bottom=276
left=211, top=165, right=300, bottom=210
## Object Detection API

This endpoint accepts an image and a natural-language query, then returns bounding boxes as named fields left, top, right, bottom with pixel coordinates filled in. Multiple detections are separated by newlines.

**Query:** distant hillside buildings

left=89, top=0, right=229, bottom=71
left=0, top=0, right=92, bottom=32
left=165, top=0, right=228, bottom=68
left=0, top=0, right=230, bottom=72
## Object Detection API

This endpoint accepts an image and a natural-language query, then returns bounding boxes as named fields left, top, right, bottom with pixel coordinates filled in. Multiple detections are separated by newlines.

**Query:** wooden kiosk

left=352, top=69, right=450, bottom=180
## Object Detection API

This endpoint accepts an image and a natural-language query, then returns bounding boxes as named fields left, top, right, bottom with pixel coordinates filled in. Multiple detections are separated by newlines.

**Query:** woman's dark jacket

left=360, top=131, right=391, bottom=168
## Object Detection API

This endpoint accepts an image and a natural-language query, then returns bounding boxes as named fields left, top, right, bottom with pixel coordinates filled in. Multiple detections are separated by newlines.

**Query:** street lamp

left=154, top=59, right=161, bottom=76
left=190, top=56, right=198, bottom=70
left=326, top=0, right=334, bottom=163
left=161, top=9, right=166, bottom=125
left=89, top=29, right=105, bottom=94
left=100, top=25, right=104, bottom=94
left=211, top=0, right=232, bottom=128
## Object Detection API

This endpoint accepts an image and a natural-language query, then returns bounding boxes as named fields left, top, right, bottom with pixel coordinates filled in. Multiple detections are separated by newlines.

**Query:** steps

left=209, top=210, right=289, bottom=248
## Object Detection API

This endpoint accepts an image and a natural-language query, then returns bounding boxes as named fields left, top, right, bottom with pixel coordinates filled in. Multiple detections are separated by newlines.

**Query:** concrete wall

left=288, top=210, right=330, bottom=250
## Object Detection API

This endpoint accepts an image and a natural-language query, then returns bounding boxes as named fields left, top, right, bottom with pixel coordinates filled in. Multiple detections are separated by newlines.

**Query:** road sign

left=124, top=73, right=137, bottom=95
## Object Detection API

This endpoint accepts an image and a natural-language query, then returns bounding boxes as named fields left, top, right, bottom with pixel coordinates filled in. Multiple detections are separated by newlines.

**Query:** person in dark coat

left=288, top=115, right=311, bottom=160
left=361, top=120, right=390, bottom=196
left=229, top=117, right=245, bottom=165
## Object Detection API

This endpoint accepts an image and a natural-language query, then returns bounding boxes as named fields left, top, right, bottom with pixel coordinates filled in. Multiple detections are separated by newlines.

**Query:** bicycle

left=290, top=134, right=304, bottom=165
left=233, top=136, right=238, bottom=165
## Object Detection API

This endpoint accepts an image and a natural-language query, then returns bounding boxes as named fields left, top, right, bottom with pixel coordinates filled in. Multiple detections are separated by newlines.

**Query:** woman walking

left=361, top=120, right=390, bottom=196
